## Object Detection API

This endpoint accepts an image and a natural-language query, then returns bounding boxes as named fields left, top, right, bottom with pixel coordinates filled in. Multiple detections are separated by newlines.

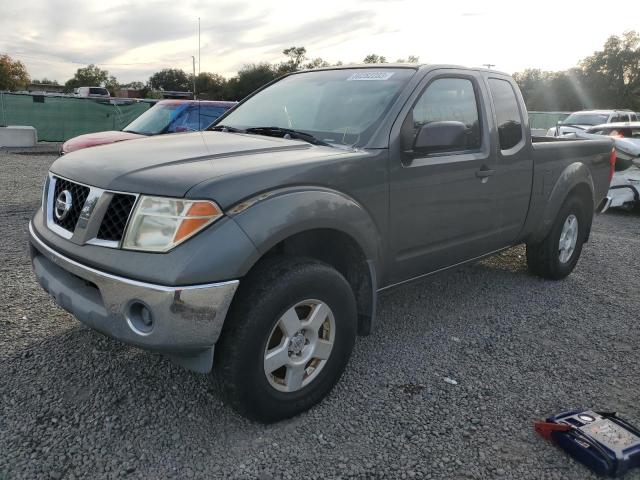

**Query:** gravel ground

left=1, top=149, right=640, bottom=480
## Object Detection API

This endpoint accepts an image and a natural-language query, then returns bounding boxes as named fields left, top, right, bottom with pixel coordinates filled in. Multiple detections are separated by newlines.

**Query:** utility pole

left=198, top=17, right=201, bottom=75
left=483, top=63, right=495, bottom=69
left=191, top=56, right=196, bottom=100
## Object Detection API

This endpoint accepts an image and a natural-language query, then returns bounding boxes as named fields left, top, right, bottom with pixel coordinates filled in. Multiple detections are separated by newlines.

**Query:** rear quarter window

left=488, top=79, right=524, bottom=151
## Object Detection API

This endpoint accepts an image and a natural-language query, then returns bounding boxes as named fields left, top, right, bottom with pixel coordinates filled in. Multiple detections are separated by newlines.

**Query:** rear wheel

left=526, top=196, right=589, bottom=280
left=214, top=256, right=357, bottom=422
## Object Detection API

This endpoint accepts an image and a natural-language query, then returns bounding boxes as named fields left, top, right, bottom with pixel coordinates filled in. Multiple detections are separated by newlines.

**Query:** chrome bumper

left=29, top=222, right=239, bottom=373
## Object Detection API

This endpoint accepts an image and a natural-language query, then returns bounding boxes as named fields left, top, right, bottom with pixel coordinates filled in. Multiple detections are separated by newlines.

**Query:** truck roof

left=571, top=109, right=635, bottom=114
left=157, top=99, right=237, bottom=107
left=296, top=63, right=511, bottom=77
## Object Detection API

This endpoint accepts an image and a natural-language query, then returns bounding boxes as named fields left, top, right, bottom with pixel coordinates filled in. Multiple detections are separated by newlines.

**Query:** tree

left=225, top=63, right=278, bottom=100
left=195, top=72, right=227, bottom=100
left=148, top=68, right=191, bottom=91
left=304, top=58, right=331, bottom=69
left=64, top=64, right=110, bottom=92
left=277, top=46, right=308, bottom=74
left=120, top=81, right=145, bottom=90
left=104, top=75, right=119, bottom=96
left=513, top=69, right=584, bottom=111
left=513, top=31, right=640, bottom=111
left=0, top=54, right=30, bottom=91
left=396, top=55, right=419, bottom=63
left=363, top=54, right=387, bottom=64
left=579, top=31, right=640, bottom=110
left=32, top=78, right=59, bottom=85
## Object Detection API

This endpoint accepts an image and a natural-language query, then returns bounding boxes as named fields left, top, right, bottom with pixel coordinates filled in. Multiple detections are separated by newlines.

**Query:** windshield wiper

left=244, top=127, right=331, bottom=146
left=209, top=125, right=244, bottom=133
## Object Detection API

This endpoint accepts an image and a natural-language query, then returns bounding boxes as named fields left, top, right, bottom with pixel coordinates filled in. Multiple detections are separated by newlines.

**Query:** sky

left=1, top=0, right=639, bottom=84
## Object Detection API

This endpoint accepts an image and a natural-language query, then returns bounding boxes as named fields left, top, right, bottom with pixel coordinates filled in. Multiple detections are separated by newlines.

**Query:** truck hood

left=50, top=131, right=344, bottom=200
left=61, top=131, right=144, bottom=154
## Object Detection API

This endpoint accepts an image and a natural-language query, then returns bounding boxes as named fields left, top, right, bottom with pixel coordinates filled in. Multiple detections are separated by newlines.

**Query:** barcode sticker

left=347, top=72, right=395, bottom=81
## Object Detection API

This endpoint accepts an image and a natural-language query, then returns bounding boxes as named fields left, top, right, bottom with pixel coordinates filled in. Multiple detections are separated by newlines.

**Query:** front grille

left=97, top=193, right=137, bottom=242
left=52, top=177, right=90, bottom=231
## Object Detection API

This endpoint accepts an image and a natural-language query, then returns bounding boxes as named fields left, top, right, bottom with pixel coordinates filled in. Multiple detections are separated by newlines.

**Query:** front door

left=388, top=71, right=500, bottom=283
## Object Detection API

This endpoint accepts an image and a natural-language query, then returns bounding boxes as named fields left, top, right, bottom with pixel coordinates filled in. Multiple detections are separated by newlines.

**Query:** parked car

left=576, top=122, right=640, bottom=209
left=547, top=109, right=638, bottom=137
left=75, top=86, right=111, bottom=99
left=60, top=100, right=236, bottom=154
left=29, top=65, right=613, bottom=422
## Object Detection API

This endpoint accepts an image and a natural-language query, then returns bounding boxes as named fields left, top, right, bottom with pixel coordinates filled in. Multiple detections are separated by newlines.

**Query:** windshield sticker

left=347, top=71, right=395, bottom=81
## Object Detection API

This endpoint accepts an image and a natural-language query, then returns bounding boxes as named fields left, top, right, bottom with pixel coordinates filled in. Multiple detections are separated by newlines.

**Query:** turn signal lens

left=174, top=202, right=221, bottom=243
left=122, top=196, right=223, bottom=252
left=609, top=148, right=616, bottom=183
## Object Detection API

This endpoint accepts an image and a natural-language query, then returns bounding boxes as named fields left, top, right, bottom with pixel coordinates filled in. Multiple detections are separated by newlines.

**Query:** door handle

left=475, top=168, right=495, bottom=178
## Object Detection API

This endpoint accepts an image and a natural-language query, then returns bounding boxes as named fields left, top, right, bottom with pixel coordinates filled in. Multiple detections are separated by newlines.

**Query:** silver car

left=547, top=110, right=638, bottom=137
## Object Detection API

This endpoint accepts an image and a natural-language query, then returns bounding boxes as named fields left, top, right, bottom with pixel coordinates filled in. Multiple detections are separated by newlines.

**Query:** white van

left=75, top=86, right=110, bottom=98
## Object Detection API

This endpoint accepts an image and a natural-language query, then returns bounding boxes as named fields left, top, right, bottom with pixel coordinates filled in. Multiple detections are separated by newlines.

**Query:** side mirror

left=412, top=121, right=470, bottom=154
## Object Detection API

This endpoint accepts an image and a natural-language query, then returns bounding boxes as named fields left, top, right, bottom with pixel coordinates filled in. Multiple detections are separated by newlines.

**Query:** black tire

left=214, top=255, right=357, bottom=422
left=526, top=196, right=589, bottom=280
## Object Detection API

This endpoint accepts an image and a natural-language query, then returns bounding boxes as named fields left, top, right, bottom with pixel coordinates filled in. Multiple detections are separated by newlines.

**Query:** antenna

left=191, top=56, right=196, bottom=99
left=198, top=17, right=201, bottom=75
left=483, top=63, right=495, bottom=69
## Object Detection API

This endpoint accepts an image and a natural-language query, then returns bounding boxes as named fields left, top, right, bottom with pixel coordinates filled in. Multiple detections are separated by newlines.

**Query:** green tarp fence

left=0, top=91, right=571, bottom=142
left=0, top=92, right=153, bottom=142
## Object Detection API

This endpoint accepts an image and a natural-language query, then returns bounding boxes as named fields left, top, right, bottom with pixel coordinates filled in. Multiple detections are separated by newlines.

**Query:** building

left=27, top=83, right=65, bottom=94
left=116, top=88, right=143, bottom=99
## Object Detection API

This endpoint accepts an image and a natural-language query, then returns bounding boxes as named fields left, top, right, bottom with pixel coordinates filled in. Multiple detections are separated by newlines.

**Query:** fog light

left=126, top=301, right=154, bottom=335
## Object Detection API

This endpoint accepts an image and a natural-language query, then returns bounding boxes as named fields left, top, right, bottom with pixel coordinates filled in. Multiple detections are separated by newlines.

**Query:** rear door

left=388, top=69, right=501, bottom=283
left=485, top=76, right=533, bottom=245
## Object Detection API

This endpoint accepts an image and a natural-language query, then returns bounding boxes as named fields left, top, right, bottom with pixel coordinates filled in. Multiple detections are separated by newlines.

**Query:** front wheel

left=214, top=256, right=357, bottom=422
left=526, top=196, right=589, bottom=280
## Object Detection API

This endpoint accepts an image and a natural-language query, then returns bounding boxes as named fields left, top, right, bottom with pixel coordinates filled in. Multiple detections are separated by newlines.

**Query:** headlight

left=122, top=196, right=223, bottom=252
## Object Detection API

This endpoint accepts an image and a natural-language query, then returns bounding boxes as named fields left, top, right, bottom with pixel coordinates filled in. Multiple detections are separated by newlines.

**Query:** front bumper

left=29, top=222, right=239, bottom=373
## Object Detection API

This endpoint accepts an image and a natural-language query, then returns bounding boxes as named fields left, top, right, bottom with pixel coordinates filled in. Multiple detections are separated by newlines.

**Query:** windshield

left=124, top=103, right=184, bottom=135
left=125, top=103, right=230, bottom=135
left=214, top=68, right=416, bottom=145
left=562, top=113, right=609, bottom=126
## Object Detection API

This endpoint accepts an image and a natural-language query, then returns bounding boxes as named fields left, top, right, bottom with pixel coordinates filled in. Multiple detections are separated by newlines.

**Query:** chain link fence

left=0, top=92, right=153, bottom=141
left=528, top=111, right=571, bottom=130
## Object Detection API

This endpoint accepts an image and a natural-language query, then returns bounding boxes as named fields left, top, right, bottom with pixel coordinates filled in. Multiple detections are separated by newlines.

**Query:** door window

left=409, top=77, right=482, bottom=153
left=488, top=79, right=524, bottom=151
left=199, top=106, right=229, bottom=129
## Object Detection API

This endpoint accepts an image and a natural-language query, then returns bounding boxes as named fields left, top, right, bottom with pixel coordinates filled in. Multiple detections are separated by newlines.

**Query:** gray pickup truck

left=29, top=65, right=614, bottom=422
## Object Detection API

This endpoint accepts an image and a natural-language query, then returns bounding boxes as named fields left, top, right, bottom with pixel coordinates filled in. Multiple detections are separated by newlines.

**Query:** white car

left=575, top=122, right=640, bottom=209
left=547, top=110, right=638, bottom=137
